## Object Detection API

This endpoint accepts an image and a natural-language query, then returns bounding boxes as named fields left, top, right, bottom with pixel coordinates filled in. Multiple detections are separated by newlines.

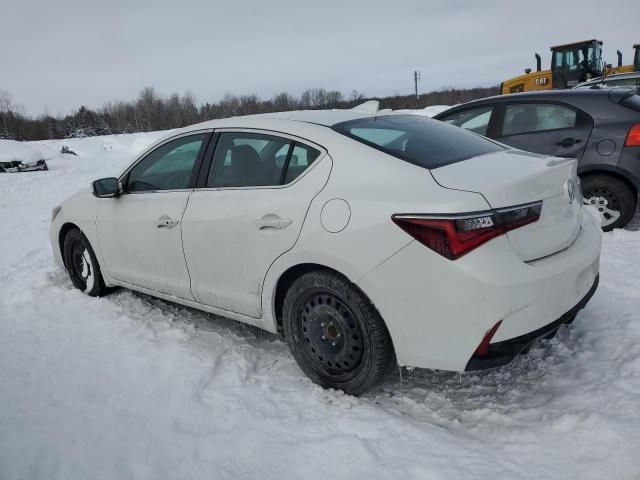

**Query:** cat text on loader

left=501, top=39, right=604, bottom=94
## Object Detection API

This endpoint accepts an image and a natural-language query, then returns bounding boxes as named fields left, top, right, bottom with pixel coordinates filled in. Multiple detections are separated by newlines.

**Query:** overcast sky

left=1, top=0, right=638, bottom=115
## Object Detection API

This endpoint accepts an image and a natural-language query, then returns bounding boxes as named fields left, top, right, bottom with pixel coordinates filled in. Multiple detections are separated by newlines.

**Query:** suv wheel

left=581, top=174, right=637, bottom=231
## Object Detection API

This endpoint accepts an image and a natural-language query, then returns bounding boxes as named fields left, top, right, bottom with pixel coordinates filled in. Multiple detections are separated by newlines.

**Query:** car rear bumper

left=465, top=274, right=598, bottom=371
left=356, top=206, right=602, bottom=372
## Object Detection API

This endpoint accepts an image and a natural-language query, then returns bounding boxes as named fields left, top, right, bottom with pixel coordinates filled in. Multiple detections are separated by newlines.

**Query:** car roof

left=189, top=109, right=375, bottom=130
left=150, top=109, right=404, bottom=151
left=577, top=71, right=640, bottom=86
left=434, top=88, right=637, bottom=114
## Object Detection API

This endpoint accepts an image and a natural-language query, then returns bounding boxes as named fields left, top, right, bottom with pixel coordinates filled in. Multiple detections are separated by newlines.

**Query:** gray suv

left=435, top=88, right=640, bottom=229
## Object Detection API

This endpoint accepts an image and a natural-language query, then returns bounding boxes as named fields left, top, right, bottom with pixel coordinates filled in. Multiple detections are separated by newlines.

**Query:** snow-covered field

left=1, top=131, right=640, bottom=480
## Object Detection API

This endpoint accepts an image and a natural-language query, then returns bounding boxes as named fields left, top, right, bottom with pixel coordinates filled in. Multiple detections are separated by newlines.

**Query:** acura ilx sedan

left=50, top=110, right=602, bottom=395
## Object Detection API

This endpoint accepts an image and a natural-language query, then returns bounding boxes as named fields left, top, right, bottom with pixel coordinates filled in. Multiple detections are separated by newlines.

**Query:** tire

left=282, top=270, right=395, bottom=395
left=581, top=174, right=637, bottom=231
left=62, top=228, right=110, bottom=296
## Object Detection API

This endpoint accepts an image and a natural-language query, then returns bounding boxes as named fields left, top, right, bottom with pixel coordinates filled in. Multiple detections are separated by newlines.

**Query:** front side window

left=501, top=104, right=577, bottom=136
left=127, top=134, right=205, bottom=192
left=439, top=106, right=494, bottom=136
left=333, top=115, right=503, bottom=170
left=207, top=132, right=320, bottom=188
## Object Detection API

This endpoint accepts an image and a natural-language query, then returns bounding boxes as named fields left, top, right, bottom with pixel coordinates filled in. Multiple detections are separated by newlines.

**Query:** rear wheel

left=282, top=271, right=395, bottom=395
left=581, top=174, right=637, bottom=231
left=62, top=228, right=110, bottom=296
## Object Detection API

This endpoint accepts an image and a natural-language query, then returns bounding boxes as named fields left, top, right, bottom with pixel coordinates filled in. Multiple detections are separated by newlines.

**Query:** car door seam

left=258, top=155, right=334, bottom=318
left=180, top=190, right=196, bottom=300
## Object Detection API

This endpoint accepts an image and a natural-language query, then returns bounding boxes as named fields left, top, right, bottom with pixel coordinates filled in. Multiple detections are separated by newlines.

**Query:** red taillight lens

left=625, top=124, right=640, bottom=147
left=474, top=320, right=503, bottom=356
left=392, top=202, right=542, bottom=260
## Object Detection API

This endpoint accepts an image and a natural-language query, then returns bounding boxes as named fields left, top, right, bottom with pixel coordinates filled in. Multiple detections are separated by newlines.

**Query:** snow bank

left=0, top=131, right=639, bottom=479
left=33, top=130, right=172, bottom=160
left=0, top=139, right=43, bottom=163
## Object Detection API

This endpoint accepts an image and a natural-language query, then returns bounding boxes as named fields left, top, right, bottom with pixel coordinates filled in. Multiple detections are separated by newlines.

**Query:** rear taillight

left=625, top=124, right=640, bottom=147
left=392, top=202, right=542, bottom=260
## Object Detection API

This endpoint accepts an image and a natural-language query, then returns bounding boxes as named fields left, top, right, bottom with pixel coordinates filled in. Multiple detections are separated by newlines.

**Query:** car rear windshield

left=332, top=115, right=504, bottom=169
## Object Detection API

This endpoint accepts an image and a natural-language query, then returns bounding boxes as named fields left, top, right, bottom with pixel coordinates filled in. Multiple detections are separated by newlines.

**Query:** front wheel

left=62, top=228, right=110, bottom=296
left=282, top=271, right=395, bottom=396
left=581, top=174, right=637, bottom=231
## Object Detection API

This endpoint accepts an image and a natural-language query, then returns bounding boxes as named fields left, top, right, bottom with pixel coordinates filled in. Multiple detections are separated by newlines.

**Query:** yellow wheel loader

left=609, top=44, right=640, bottom=74
left=501, top=39, right=605, bottom=94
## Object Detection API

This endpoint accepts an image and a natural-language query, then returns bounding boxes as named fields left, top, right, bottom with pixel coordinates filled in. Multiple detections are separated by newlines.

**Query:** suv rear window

left=332, top=115, right=503, bottom=169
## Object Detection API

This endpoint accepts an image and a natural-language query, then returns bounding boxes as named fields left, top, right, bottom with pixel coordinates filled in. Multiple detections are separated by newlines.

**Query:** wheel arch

left=272, top=263, right=350, bottom=335
left=579, top=166, right=639, bottom=196
left=58, top=222, right=82, bottom=259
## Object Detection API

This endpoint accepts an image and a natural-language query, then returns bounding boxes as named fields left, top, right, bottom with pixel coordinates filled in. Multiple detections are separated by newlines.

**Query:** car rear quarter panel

left=261, top=135, right=492, bottom=334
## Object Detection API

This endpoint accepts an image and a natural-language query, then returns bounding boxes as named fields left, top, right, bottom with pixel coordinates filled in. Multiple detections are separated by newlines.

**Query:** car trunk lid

left=430, top=149, right=582, bottom=261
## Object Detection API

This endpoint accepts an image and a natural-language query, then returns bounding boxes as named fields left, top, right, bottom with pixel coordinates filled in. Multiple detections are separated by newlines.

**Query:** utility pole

left=413, top=70, right=421, bottom=109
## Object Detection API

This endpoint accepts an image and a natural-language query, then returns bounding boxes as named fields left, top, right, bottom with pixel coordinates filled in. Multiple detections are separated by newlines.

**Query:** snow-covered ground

left=0, top=139, right=44, bottom=165
left=1, top=131, right=640, bottom=480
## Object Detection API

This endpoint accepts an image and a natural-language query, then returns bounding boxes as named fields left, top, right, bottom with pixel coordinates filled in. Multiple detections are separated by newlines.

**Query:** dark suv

left=435, top=88, right=640, bottom=229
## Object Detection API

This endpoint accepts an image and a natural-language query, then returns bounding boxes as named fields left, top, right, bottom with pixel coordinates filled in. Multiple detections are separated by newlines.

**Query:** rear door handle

left=556, top=137, right=581, bottom=147
left=255, top=214, right=292, bottom=230
left=156, top=215, right=179, bottom=228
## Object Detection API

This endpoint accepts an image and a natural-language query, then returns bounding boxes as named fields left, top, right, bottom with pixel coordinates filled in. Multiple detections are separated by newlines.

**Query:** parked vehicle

left=435, top=88, right=640, bottom=229
left=0, top=140, right=48, bottom=172
left=500, top=39, right=605, bottom=94
left=574, top=71, right=640, bottom=89
left=50, top=111, right=601, bottom=395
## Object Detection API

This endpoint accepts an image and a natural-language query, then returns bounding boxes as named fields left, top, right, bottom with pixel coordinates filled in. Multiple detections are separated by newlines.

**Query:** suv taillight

left=625, top=124, right=640, bottom=147
left=392, top=202, right=542, bottom=260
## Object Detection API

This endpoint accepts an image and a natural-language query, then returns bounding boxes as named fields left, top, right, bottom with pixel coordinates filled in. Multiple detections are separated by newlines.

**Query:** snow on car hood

left=0, top=139, right=43, bottom=164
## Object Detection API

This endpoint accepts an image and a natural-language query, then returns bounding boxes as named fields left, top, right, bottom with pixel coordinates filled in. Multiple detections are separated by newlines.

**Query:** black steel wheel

left=62, top=228, right=110, bottom=296
left=283, top=270, right=395, bottom=395
left=581, top=174, right=637, bottom=231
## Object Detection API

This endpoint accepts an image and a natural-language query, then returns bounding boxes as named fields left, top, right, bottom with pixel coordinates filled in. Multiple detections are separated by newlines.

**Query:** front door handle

left=156, top=215, right=179, bottom=228
left=255, top=214, right=292, bottom=230
left=556, top=137, right=581, bottom=147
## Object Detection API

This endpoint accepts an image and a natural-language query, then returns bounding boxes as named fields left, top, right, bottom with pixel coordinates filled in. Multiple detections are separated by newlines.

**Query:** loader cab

left=551, top=40, right=604, bottom=89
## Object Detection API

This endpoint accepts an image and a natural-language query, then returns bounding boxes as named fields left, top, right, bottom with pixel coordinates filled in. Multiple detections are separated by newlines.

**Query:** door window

left=284, top=144, right=321, bottom=183
left=501, top=104, right=577, bottom=136
left=127, top=134, right=206, bottom=192
left=439, top=106, right=494, bottom=135
left=207, top=132, right=320, bottom=187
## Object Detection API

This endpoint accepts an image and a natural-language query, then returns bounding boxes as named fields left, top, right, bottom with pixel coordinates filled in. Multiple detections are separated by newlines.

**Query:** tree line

left=0, top=85, right=498, bottom=141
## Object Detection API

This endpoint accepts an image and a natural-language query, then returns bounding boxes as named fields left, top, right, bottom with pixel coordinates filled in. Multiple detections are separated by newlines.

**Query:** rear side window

left=501, top=103, right=577, bottom=136
left=438, top=106, right=494, bottom=136
left=207, top=132, right=320, bottom=188
left=333, top=115, right=503, bottom=169
left=284, top=144, right=321, bottom=183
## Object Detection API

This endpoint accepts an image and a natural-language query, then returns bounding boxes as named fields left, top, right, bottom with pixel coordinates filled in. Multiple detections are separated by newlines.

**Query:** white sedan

left=50, top=110, right=602, bottom=395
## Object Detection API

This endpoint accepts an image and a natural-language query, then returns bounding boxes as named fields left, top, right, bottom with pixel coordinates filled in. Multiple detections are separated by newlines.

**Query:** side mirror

left=92, top=177, right=121, bottom=198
